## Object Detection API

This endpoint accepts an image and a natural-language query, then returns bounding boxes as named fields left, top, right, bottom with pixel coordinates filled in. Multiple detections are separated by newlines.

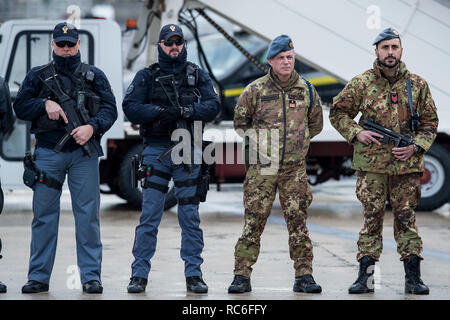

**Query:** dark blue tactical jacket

left=122, top=45, right=220, bottom=143
left=13, top=51, right=117, bottom=156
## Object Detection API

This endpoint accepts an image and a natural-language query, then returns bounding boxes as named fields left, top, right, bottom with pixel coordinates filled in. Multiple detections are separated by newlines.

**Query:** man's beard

left=379, top=56, right=400, bottom=69
left=169, top=49, right=180, bottom=58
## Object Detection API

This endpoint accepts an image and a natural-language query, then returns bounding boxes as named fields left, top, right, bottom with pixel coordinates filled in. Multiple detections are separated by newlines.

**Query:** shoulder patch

left=126, top=84, right=134, bottom=95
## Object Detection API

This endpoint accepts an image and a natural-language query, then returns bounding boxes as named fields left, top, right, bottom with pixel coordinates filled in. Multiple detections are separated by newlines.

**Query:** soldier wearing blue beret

left=229, top=34, right=323, bottom=294
left=266, top=34, right=294, bottom=60
left=330, top=26, right=437, bottom=295
left=372, top=27, right=401, bottom=46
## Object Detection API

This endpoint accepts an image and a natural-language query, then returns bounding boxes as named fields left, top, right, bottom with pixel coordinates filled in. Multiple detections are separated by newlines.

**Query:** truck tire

left=118, top=144, right=178, bottom=211
left=416, top=143, right=450, bottom=211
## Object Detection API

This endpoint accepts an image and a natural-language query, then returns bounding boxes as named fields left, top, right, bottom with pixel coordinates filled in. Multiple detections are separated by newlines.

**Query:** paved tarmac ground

left=0, top=178, right=449, bottom=302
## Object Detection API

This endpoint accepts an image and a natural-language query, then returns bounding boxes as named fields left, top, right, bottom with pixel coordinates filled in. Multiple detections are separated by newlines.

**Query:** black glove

left=158, top=107, right=182, bottom=126
left=180, top=105, right=193, bottom=119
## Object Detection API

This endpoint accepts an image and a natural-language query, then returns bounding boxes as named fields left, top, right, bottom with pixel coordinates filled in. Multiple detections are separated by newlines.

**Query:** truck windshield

left=187, top=33, right=265, bottom=79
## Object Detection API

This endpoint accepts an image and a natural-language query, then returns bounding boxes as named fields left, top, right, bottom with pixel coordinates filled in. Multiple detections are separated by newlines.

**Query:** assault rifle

left=362, top=118, right=416, bottom=148
left=155, top=74, right=189, bottom=133
left=35, top=63, right=93, bottom=157
left=155, top=74, right=192, bottom=171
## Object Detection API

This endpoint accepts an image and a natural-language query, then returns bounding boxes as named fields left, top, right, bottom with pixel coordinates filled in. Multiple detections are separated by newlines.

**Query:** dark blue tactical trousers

left=28, top=147, right=102, bottom=285
left=131, top=143, right=204, bottom=279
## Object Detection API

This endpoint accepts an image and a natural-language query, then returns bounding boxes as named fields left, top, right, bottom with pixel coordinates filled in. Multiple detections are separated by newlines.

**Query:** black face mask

left=52, top=51, right=81, bottom=73
left=157, top=44, right=187, bottom=74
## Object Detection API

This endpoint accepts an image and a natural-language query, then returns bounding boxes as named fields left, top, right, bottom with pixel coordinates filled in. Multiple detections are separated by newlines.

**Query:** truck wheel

left=118, top=144, right=178, bottom=211
left=416, top=143, right=450, bottom=211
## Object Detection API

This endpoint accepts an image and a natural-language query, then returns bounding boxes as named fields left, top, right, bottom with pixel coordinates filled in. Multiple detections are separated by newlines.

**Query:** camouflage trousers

left=355, top=171, right=423, bottom=262
left=233, top=161, right=314, bottom=278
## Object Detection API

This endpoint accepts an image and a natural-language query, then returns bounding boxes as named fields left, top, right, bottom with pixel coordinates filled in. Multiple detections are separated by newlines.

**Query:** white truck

left=0, top=0, right=449, bottom=211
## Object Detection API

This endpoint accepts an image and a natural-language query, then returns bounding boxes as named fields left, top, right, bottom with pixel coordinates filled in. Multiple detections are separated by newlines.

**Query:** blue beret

left=266, top=35, right=294, bottom=60
left=53, top=22, right=79, bottom=44
left=373, top=27, right=400, bottom=46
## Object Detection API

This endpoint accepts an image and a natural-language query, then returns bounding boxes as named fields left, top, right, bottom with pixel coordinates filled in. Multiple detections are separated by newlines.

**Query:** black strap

left=142, top=180, right=169, bottom=193
left=148, top=63, right=160, bottom=105
left=36, top=61, right=91, bottom=100
left=68, top=63, right=89, bottom=92
left=186, top=62, right=199, bottom=87
left=406, top=78, right=420, bottom=133
left=302, top=77, right=314, bottom=113
left=174, top=177, right=201, bottom=188
left=406, top=79, right=413, bottom=116
left=35, top=62, right=71, bottom=104
left=148, top=167, right=172, bottom=181
left=23, top=151, right=63, bottom=191
left=178, top=196, right=200, bottom=205
left=37, top=171, right=63, bottom=191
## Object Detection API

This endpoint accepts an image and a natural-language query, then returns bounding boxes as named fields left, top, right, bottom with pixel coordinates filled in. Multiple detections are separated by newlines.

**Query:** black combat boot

left=127, top=277, right=148, bottom=293
left=228, top=275, right=251, bottom=293
left=293, top=274, right=322, bottom=293
left=348, top=256, right=376, bottom=294
left=82, top=280, right=103, bottom=294
left=186, top=276, right=208, bottom=294
left=403, top=255, right=429, bottom=295
left=22, top=280, right=49, bottom=293
left=0, top=281, right=6, bottom=293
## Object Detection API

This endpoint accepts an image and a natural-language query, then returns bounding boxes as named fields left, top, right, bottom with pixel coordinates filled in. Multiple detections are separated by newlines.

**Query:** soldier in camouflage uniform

left=228, top=35, right=323, bottom=294
left=330, top=28, right=438, bottom=295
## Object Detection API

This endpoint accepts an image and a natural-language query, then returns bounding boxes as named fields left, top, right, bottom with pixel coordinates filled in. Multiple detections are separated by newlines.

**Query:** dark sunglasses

left=162, top=39, right=184, bottom=47
left=55, top=41, right=77, bottom=48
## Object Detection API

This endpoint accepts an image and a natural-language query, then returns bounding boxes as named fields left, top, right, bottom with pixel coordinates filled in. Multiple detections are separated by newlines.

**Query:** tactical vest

left=31, top=61, right=100, bottom=134
left=140, top=62, right=201, bottom=138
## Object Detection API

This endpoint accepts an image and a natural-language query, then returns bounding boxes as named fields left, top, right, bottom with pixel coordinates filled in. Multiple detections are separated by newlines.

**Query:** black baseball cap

left=159, top=24, right=184, bottom=42
left=53, top=22, right=79, bottom=44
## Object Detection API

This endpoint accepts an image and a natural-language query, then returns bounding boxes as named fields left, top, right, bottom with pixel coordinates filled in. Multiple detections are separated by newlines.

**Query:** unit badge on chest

left=391, top=93, right=398, bottom=104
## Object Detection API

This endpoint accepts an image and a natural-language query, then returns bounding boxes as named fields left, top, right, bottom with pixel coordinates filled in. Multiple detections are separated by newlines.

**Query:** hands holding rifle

left=158, top=106, right=192, bottom=126
left=45, top=99, right=94, bottom=146
left=357, top=130, right=415, bottom=162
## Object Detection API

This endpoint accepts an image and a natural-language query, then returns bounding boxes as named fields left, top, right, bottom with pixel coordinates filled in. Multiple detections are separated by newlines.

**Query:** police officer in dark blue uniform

left=123, top=24, right=220, bottom=294
left=13, top=22, right=117, bottom=294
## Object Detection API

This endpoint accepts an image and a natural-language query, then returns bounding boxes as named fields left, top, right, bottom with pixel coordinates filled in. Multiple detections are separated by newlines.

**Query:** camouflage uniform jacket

left=234, top=70, right=323, bottom=166
left=330, top=60, right=438, bottom=174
